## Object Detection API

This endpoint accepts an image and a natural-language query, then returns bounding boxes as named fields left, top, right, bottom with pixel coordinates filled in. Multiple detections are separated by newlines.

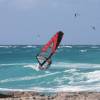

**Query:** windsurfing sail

left=36, top=31, right=64, bottom=70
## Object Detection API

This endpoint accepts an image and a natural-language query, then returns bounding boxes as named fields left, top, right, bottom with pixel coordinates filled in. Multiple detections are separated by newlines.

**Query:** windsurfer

left=36, top=31, right=64, bottom=70
left=38, top=58, right=52, bottom=70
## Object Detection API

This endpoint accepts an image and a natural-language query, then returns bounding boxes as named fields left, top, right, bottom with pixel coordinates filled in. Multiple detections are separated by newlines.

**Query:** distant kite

left=91, top=26, right=96, bottom=30
left=74, top=13, right=80, bottom=18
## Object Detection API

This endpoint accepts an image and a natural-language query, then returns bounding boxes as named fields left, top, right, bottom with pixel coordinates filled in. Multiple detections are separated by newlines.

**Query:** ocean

left=0, top=45, right=100, bottom=92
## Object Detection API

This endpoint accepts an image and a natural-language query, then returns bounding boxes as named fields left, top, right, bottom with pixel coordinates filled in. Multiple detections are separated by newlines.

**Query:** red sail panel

left=42, top=32, right=58, bottom=53
left=42, top=31, right=64, bottom=54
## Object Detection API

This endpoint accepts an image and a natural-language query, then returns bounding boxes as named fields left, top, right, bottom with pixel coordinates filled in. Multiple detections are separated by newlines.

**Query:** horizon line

left=0, top=44, right=100, bottom=46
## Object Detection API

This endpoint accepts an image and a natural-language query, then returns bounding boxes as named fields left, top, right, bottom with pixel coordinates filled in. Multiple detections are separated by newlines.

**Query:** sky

left=0, top=0, right=100, bottom=45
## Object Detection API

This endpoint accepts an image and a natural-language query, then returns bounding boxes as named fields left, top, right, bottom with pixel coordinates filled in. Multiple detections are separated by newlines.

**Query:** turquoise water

left=0, top=45, right=100, bottom=92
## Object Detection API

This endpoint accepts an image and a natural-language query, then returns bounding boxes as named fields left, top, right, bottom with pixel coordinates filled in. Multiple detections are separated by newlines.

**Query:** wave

left=1, top=62, right=100, bottom=69
left=54, top=85, right=100, bottom=92
left=0, top=88, right=35, bottom=92
left=80, top=49, right=87, bottom=53
left=0, top=63, right=29, bottom=67
left=61, top=70, right=100, bottom=87
left=0, top=46, right=10, bottom=48
left=58, top=45, right=72, bottom=48
left=51, top=62, right=100, bottom=69
left=91, top=46, right=99, bottom=49
left=0, top=45, right=20, bottom=48
left=1, top=84, right=100, bottom=92
left=22, top=45, right=37, bottom=48
left=1, top=64, right=100, bottom=92
left=64, top=46, right=72, bottom=48
left=0, top=72, right=61, bottom=83
left=85, top=71, right=100, bottom=83
left=0, top=45, right=38, bottom=49
left=25, top=85, right=100, bottom=92
left=23, top=63, right=100, bottom=71
left=24, top=64, right=39, bottom=71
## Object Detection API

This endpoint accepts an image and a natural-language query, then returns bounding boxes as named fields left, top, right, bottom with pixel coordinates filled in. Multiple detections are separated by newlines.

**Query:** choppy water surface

left=0, top=45, right=100, bottom=92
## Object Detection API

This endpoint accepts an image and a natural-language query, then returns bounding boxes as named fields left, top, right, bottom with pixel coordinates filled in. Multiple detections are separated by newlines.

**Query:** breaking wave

left=1, top=62, right=99, bottom=70
left=1, top=85, right=100, bottom=92
left=80, top=49, right=87, bottom=53
left=22, top=45, right=37, bottom=48
left=51, top=62, right=100, bottom=69
left=0, top=63, right=100, bottom=92
left=58, top=45, right=72, bottom=48
left=0, top=72, right=61, bottom=83
left=91, top=46, right=99, bottom=49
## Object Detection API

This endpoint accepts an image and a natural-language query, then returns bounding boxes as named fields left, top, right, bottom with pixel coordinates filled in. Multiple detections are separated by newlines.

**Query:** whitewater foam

left=51, top=62, right=100, bottom=68
left=80, top=49, right=87, bottom=53
left=0, top=63, right=30, bottom=67
left=0, top=45, right=100, bottom=92
left=91, top=46, right=99, bottom=48
left=86, top=71, right=100, bottom=83
left=0, top=72, right=61, bottom=83
left=29, top=85, right=100, bottom=92
left=1, top=84, right=100, bottom=93
left=58, top=45, right=72, bottom=48
left=24, top=63, right=39, bottom=71
left=0, top=46, right=9, bottom=48
left=22, top=45, right=37, bottom=48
